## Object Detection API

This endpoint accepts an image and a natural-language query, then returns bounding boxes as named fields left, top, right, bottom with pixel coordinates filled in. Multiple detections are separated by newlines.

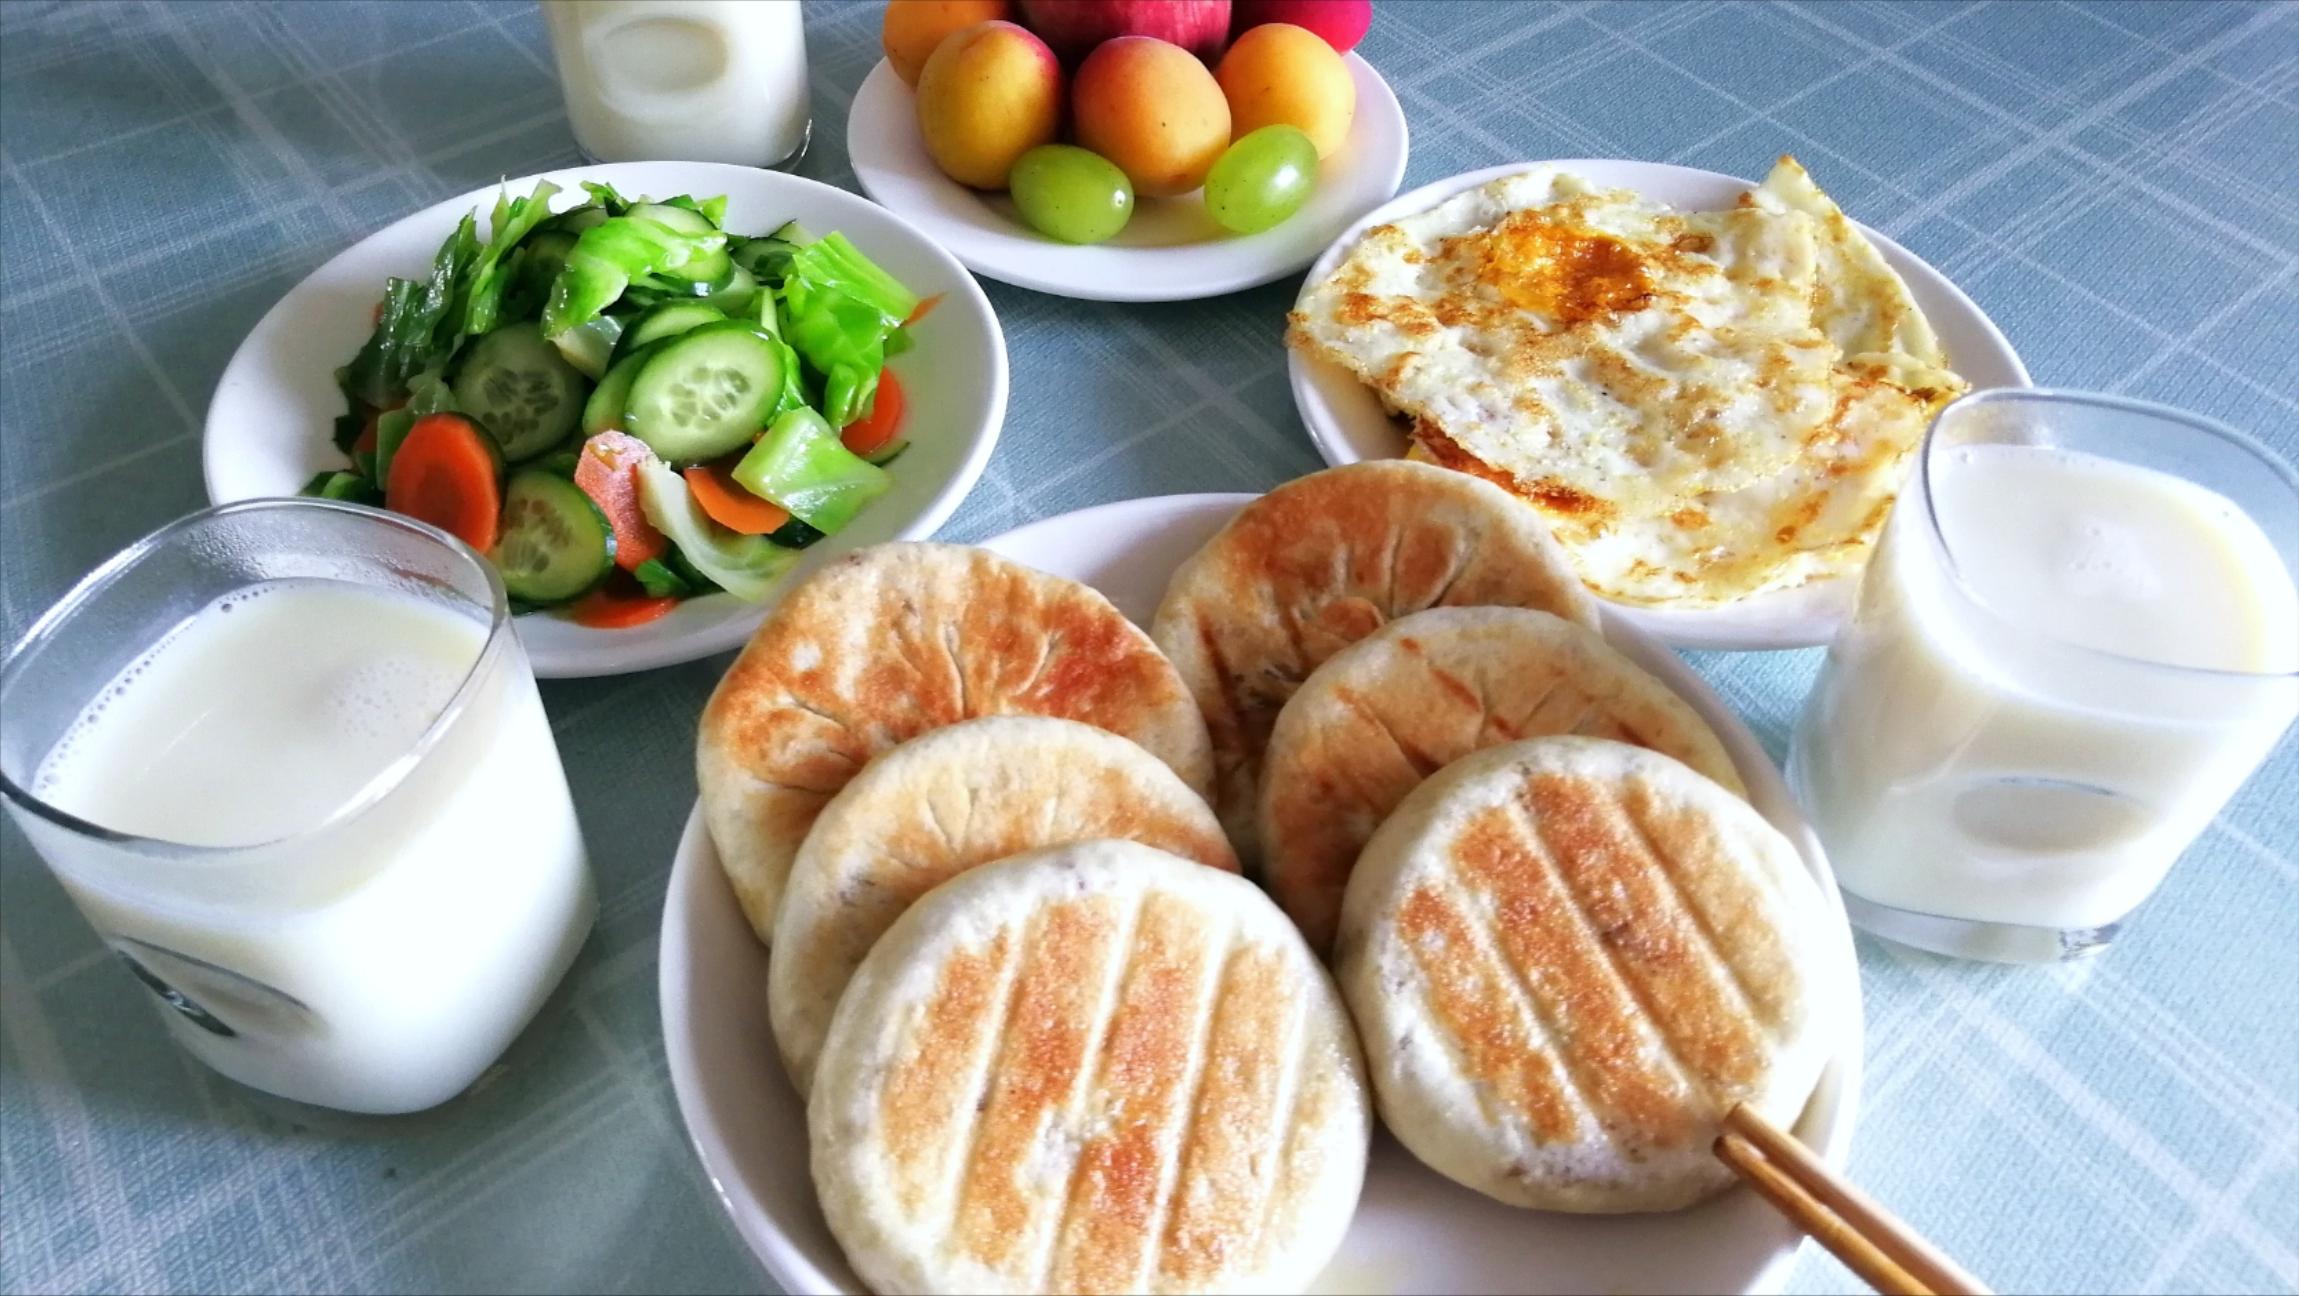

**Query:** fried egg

left=1290, top=157, right=1966, bottom=608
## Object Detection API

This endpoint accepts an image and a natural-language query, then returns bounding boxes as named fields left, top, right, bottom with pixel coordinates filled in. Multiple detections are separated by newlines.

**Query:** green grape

left=1204, top=126, right=1318, bottom=235
left=1010, top=145, right=1134, bottom=245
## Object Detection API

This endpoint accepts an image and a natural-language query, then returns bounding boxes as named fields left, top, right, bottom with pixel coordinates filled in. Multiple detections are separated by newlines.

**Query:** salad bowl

left=204, top=161, right=1006, bottom=678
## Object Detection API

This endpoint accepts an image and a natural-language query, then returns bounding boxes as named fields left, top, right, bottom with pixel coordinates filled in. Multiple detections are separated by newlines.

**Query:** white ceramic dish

left=847, top=55, right=1408, bottom=302
left=659, top=492, right=1866, bottom=1296
left=1287, top=159, right=2033, bottom=651
left=204, top=161, right=1006, bottom=678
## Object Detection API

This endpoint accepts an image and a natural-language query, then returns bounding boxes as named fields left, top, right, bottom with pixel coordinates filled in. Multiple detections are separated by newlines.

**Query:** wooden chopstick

left=1716, top=1104, right=1991, bottom=1296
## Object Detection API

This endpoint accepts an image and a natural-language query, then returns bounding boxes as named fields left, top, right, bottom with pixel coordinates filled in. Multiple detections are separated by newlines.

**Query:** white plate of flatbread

left=1287, top=159, right=2031, bottom=651
left=658, top=492, right=1865, bottom=1295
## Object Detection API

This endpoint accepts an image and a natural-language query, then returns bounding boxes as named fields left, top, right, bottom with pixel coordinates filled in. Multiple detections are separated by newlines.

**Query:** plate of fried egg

left=1285, top=157, right=2030, bottom=650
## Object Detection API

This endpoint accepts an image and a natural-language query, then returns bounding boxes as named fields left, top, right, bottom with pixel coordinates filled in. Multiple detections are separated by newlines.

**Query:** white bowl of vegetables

left=204, top=161, right=1006, bottom=677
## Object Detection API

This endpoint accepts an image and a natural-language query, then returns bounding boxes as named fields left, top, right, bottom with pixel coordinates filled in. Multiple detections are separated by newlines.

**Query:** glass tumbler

left=544, top=0, right=812, bottom=168
left=1789, top=390, right=2299, bottom=962
left=0, top=500, right=596, bottom=1114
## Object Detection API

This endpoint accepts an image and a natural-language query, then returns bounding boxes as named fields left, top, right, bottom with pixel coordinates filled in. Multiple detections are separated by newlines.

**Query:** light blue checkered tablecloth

left=3, top=2, right=2295, bottom=1293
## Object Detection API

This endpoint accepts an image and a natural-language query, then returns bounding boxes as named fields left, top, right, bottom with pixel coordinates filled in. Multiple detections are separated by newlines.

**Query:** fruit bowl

left=847, top=51, right=1407, bottom=301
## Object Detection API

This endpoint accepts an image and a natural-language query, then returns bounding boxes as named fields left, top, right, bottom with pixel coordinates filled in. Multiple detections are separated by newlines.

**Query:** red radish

left=573, top=431, right=670, bottom=570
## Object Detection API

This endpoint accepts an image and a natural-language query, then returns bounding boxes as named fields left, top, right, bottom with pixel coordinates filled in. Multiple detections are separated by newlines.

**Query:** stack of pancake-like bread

left=695, top=462, right=1846, bottom=1295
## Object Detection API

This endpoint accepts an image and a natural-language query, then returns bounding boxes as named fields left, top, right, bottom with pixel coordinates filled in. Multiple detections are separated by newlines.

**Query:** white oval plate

left=1288, top=159, right=2033, bottom=651
left=660, top=492, right=1865, bottom=1296
left=848, top=55, right=1408, bottom=301
left=204, top=161, right=1006, bottom=678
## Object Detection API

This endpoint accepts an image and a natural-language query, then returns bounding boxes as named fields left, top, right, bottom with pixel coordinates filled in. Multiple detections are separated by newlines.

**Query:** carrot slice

left=385, top=413, right=500, bottom=550
left=903, top=294, right=943, bottom=327
left=573, top=431, right=670, bottom=570
left=568, top=576, right=681, bottom=628
left=840, top=369, right=907, bottom=456
left=685, top=459, right=790, bottom=535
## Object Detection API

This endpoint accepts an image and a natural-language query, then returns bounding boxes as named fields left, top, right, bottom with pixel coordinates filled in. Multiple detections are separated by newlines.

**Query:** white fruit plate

left=660, top=493, right=1865, bottom=1296
left=204, top=161, right=1005, bottom=678
left=848, top=54, right=1408, bottom=301
left=1288, top=159, right=2032, bottom=651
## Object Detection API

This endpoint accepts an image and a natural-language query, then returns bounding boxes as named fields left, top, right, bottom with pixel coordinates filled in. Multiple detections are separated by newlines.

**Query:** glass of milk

left=1791, top=390, right=2299, bottom=962
left=0, top=500, right=596, bottom=1113
left=544, top=0, right=811, bottom=168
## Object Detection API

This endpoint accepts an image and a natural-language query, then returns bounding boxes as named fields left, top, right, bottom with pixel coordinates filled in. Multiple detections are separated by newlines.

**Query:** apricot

left=915, top=20, right=1063, bottom=190
left=884, top=0, right=1013, bottom=87
left=1072, top=37, right=1232, bottom=198
left=1215, top=21, right=1354, bottom=158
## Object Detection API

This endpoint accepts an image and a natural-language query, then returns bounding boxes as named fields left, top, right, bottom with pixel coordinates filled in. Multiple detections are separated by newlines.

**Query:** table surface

left=3, top=1, right=2296, bottom=1293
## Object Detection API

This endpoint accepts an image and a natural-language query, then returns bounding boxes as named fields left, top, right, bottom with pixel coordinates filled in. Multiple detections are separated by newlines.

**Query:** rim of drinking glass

left=0, top=497, right=514, bottom=858
left=1916, top=386, right=2299, bottom=681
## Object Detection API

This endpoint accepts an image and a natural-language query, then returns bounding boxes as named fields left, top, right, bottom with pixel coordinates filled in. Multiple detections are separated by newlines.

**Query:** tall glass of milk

left=1791, top=390, right=2299, bottom=962
left=0, top=500, right=596, bottom=1113
left=543, top=0, right=811, bottom=167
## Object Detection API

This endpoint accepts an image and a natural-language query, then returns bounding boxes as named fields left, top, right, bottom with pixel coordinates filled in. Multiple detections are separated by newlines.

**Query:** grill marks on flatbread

left=771, top=717, right=1238, bottom=1097
left=1336, top=739, right=1834, bottom=1213
left=698, top=543, right=1214, bottom=940
left=813, top=844, right=1366, bottom=1295
left=1152, top=462, right=1596, bottom=860
left=1261, top=606, right=1744, bottom=953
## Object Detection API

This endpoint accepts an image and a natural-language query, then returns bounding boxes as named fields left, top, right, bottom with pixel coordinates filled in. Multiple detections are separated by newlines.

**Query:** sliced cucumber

left=455, top=322, right=586, bottom=461
left=551, top=313, right=624, bottom=379
left=772, top=220, right=813, bottom=244
left=623, top=321, right=785, bottom=464
left=861, top=438, right=910, bottom=468
left=547, top=206, right=610, bottom=235
left=631, top=558, right=692, bottom=598
left=733, top=407, right=893, bottom=535
left=614, top=300, right=725, bottom=364
left=701, top=261, right=758, bottom=316
left=635, top=459, right=799, bottom=602
left=493, top=470, right=615, bottom=605
left=581, top=340, right=661, bottom=437
left=531, top=448, right=582, bottom=479
left=302, top=470, right=380, bottom=504
left=629, top=202, right=715, bottom=237
left=730, top=237, right=794, bottom=282
left=664, top=547, right=721, bottom=594
left=517, top=229, right=577, bottom=301
left=767, top=516, right=826, bottom=549
left=373, top=409, right=417, bottom=485
left=629, top=202, right=731, bottom=286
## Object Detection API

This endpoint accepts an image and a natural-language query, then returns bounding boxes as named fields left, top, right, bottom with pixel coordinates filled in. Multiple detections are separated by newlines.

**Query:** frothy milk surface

left=36, top=580, right=484, bottom=848
left=1933, top=443, right=2298, bottom=674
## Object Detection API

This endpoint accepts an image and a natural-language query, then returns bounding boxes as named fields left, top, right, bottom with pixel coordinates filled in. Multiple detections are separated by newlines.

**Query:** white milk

left=544, top=0, right=810, bottom=166
left=26, top=579, right=594, bottom=1114
left=1794, top=443, right=2299, bottom=936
